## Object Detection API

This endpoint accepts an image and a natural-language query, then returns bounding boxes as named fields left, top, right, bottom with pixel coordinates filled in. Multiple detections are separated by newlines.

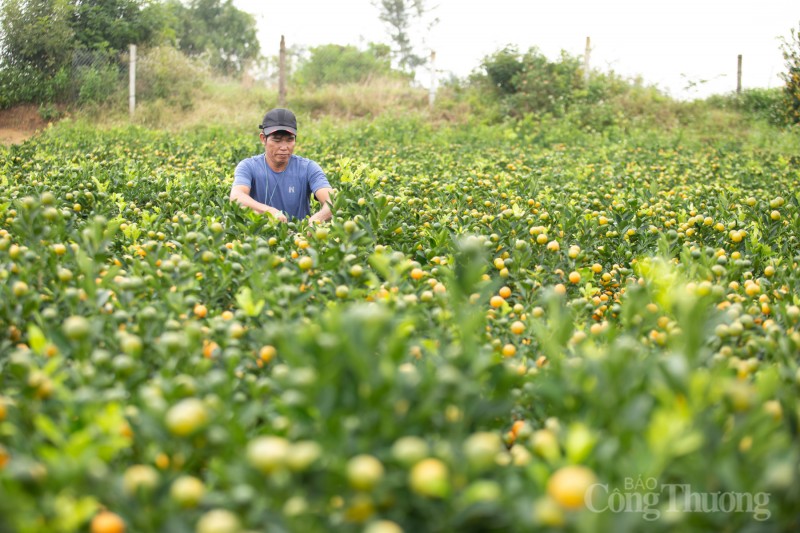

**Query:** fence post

left=737, top=54, right=742, bottom=94
left=129, top=44, right=136, bottom=118
left=429, top=50, right=436, bottom=110
left=584, top=37, right=591, bottom=85
left=279, top=35, right=287, bottom=107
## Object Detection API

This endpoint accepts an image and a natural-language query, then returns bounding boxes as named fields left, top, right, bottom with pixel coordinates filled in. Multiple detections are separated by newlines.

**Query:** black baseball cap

left=259, top=108, right=297, bottom=136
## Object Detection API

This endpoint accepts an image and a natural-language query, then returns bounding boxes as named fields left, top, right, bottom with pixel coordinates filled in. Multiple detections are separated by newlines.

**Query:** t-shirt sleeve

left=307, top=160, right=331, bottom=194
left=233, top=159, right=254, bottom=188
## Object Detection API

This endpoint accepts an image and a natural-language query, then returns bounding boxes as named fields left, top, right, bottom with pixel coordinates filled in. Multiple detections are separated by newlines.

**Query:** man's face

left=262, top=131, right=296, bottom=164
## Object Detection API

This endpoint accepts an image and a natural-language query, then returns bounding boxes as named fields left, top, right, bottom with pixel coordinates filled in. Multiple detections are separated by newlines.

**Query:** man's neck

left=266, top=154, right=289, bottom=172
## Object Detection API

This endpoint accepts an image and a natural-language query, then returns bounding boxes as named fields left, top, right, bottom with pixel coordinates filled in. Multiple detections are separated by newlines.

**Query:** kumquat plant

left=1, top=115, right=800, bottom=532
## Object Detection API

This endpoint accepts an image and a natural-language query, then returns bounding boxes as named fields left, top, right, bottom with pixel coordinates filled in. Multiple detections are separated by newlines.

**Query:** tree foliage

left=293, top=43, right=401, bottom=87
left=70, top=0, right=167, bottom=53
left=169, top=0, right=260, bottom=76
left=0, top=0, right=75, bottom=73
left=474, top=45, right=669, bottom=131
left=372, top=0, right=435, bottom=74
left=0, top=0, right=77, bottom=107
left=477, top=46, right=588, bottom=116
left=481, top=47, right=524, bottom=95
left=779, top=22, right=800, bottom=124
left=0, top=0, right=260, bottom=107
left=0, top=0, right=169, bottom=70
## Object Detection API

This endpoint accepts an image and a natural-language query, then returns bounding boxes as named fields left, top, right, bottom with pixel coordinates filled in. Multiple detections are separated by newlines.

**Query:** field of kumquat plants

left=1, top=117, right=800, bottom=533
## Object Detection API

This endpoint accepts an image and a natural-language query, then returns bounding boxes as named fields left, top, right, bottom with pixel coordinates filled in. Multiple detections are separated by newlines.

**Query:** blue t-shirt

left=233, top=154, right=330, bottom=219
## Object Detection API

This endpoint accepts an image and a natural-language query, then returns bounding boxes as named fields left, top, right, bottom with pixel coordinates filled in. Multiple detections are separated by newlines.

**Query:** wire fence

left=67, top=48, right=128, bottom=104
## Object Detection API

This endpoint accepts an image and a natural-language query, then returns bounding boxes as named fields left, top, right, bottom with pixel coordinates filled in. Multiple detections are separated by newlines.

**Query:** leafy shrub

left=293, top=43, right=404, bottom=87
left=701, top=88, right=786, bottom=126
left=459, top=46, right=795, bottom=137
left=73, top=49, right=123, bottom=105
left=0, top=0, right=175, bottom=108
left=481, top=46, right=524, bottom=94
left=474, top=45, right=679, bottom=133
left=0, top=47, right=122, bottom=109
left=509, top=50, right=586, bottom=116
left=779, top=22, right=800, bottom=124
left=0, top=64, right=68, bottom=108
left=477, top=46, right=590, bottom=117
left=738, top=88, right=785, bottom=124
left=0, top=65, right=42, bottom=107
left=135, top=45, right=209, bottom=109
left=76, top=65, right=118, bottom=105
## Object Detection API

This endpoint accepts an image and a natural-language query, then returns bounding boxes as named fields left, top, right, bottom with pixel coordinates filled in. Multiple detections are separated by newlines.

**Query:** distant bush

left=293, top=43, right=406, bottom=87
left=738, top=88, right=786, bottom=122
left=472, top=45, right=676, bottom=132
left=0, top=49, right=126, bottom=109
left=136, top=45, right=210, bottom=109
left=0, top=0, right=256, bottom=108
left=75, top=64, right=121, bottom=105
left=479, top=47, right=623, bottom=114
left=481, top=47, right=524, bottom=95
left=71, top=48, right=123, bottom=105
left=0, top=64, right=56, bottom=108
left=702, top=88, right=786, bottom=125
left=780, top=23, right=800, bottom=124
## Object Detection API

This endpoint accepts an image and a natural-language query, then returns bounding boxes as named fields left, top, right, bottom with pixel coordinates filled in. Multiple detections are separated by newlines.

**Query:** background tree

left=0, top=0, right=259, bottom=107
left=372, top=0, right=436, bottom=75
left=70, top=0, right=166, bottom=53
left=293, top=43, right=400, bottom=86
left=481, top=46, right=524, bottom=95
left=0, top=0, right=75, bottom=73
left=1, top=0, right=169, bottom=70
left=0, top=0, right=76, bottom=107
left=779, top=22, right=800, bottom=124
left=170, top=0, right=260, bottom=76
left=475, top=45, right=635, bottom=122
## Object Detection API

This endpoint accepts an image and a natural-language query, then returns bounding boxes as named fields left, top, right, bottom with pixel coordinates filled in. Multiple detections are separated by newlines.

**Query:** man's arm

left=308, top=187, right=335, bottom=224
left=229, top=185, right=287, bottom=222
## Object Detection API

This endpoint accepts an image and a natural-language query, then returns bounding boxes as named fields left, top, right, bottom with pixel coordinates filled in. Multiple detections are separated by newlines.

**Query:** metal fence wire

left=68, top=48, right=127, bottom=102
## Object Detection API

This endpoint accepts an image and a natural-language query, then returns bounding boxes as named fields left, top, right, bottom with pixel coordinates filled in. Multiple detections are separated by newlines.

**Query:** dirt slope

left=0, top=105, right=49, bottom=145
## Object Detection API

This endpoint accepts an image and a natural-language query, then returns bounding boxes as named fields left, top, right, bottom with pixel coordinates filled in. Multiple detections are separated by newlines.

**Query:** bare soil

left=0, top=105, right=50, bottom=145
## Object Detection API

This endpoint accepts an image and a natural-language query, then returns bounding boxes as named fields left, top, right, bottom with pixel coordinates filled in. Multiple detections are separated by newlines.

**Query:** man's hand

left=265, top=207, right=288, bottom=223
left=309, top=187, right=335, bottom=224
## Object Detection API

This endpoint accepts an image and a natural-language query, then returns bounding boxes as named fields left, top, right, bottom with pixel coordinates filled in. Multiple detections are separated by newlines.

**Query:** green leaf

left=54, top=493, right=99, bottom=532
left=368, top=252, right=392, bottom=280
left=91, top=175, right=108, bottom=193
left=236, top=286, right=265, bottom=317
left=34, top=414, right=65, bottom=447
left=27, top=324, right=47, bottom=355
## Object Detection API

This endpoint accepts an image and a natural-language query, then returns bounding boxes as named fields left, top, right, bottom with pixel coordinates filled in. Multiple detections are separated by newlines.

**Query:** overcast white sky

left=235, top=0, right=799, bottom=100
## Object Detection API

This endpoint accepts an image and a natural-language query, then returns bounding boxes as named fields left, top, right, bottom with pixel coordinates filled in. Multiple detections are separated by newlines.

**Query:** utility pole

left=279, top=36, right=287, bottom=107
left=737, top=54, right=742, bottom=94
left=583, top=37, right=591, bottom=86
left=129, top=44, right=136, bottom=118
left=429, top=50, right=437, bottom=110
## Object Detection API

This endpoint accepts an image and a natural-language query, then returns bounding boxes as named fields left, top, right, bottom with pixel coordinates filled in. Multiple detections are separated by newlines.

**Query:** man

left=230, top=108, right=333, bottom=223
